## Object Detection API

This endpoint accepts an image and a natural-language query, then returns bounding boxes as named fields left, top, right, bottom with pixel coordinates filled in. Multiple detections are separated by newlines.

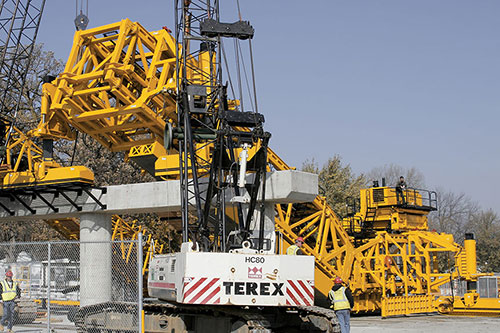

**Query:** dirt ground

left=351, top=314, right=500, bottom=333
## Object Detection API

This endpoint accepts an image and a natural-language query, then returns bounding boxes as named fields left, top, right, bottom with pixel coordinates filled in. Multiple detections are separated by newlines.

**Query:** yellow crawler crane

left=28, top=19, right=500, bottom=319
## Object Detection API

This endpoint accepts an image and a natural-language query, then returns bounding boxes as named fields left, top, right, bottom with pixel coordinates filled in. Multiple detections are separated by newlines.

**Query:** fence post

left=47, top=242, right=51, bottom=332
left=138, top=232, right=143, bottom=333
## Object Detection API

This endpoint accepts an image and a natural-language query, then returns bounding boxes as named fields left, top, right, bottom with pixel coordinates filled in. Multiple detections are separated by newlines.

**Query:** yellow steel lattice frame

left=267, top=149, right=484, bottom=314
left=0, top=124, right=43, bottom=176
left=36, top=19, right=179, bottom=151
left=0, top=121, right=94, bottom=188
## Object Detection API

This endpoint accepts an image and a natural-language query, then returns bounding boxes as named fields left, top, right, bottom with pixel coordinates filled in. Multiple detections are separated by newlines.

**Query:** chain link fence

left=0, top=238, right=143, bottom=332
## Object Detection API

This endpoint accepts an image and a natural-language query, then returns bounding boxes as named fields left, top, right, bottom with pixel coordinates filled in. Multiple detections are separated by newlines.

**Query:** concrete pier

left=79, top=213, right=112, bottom=306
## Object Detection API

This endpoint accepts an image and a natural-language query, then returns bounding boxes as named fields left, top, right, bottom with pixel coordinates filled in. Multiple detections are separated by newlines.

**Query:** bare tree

left=428, top=188, right=479, bottom=243
left=2, top=45, right=65, bottom=134
left=468, top=209, right=500, bottom=272
left=56, top=134, right=153, bottom=186
left=367, top=164, right=425, bottom=188
left=0, top=45, right=67, bottom=243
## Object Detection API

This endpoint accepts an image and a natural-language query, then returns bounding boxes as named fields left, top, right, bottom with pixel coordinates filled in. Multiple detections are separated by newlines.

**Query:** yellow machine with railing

left=343, top=186, right=435, bottom=233
left=338, top=185, right=497, bottom=316
left=272, top=177, right=494, bottom=315
left=1, top=17, right=498, bottom=320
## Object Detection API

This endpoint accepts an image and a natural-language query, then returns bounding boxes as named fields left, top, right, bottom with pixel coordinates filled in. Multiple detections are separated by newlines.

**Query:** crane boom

left=0, top=0, right=46, bottom=121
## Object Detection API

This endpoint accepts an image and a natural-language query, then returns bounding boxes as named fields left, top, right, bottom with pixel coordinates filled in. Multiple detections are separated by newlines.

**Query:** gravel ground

left=351, top=314, right=500, bottom=333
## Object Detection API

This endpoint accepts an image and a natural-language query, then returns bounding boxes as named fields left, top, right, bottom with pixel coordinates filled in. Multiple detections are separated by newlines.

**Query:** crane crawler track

left=74, top=301, right=340, bottom=332
left=74, top=301, right=138, bottom=333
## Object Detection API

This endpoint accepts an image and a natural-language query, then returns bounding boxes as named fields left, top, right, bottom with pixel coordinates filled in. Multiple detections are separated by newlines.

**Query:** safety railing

left=383, top=187, right=437, bottom=211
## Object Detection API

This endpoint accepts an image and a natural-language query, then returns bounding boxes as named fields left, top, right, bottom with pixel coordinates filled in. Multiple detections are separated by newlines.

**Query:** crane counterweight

left=148, top=244, right=315, bottom=307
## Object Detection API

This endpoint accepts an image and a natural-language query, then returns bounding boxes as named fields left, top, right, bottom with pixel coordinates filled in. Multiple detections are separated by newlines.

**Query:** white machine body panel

left=148, top=249, right=314, bottom=307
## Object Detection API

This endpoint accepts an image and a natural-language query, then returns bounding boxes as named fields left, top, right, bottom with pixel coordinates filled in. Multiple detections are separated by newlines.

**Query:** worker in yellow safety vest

left=0, top=270, right=20, bottom=332
left=286, top=237, right=304, bottom=255
left=328, top=277, right=354, bottom=333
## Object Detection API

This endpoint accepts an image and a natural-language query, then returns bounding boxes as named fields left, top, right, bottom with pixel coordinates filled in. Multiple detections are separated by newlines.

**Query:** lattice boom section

left=42, top=19, right=181, bottom=151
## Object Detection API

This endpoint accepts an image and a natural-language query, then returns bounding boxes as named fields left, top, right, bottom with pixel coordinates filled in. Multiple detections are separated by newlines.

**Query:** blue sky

left=37, top=1, right=500, bottom=213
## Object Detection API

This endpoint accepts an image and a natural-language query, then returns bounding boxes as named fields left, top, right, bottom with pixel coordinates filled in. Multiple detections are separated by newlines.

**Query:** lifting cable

left=234, top=39, right=244, bottom=111
left=236, top=41, right=255, bottom=112
left=230, top=0, right=259, bottom=114
left=70, top=0, right=89, bottom=164
left=236, top=0, right=243, bottom=21
left=70, top=132, right=79, bottom=166
left=248, top=39, right=259, bottom=114
left=220, top=41, right=237, bottom=101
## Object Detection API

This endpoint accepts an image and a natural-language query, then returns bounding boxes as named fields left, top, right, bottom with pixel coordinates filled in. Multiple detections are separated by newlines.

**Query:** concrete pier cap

left=0, top=170, right=318, bottom=220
